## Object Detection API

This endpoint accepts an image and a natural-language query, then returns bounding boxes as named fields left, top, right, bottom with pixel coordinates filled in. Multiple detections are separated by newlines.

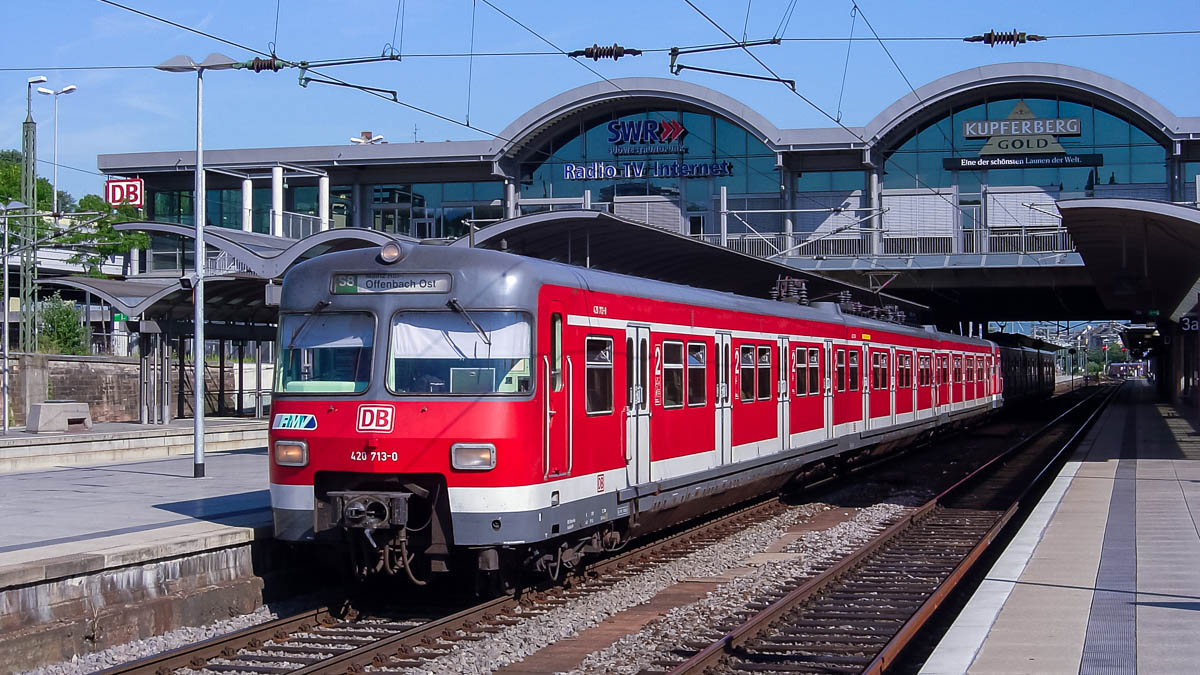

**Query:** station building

left=90, top=61, right=1200, bottom=404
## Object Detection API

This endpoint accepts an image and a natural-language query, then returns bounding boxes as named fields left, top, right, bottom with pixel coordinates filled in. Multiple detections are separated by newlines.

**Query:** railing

left=146, top=248, right=252, bottom=274
left=273, top=210, right=322, bottom=240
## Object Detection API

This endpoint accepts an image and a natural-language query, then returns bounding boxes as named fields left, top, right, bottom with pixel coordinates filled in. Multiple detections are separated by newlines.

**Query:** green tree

left=0, top=149, right=54, bottom=212
left=40, top=291, right=87, bottom=355
left=61, top=194, right=149, bottom=275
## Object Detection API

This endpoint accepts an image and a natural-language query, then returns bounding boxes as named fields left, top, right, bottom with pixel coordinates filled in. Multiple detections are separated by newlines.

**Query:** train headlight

left=451, top=443, right=496, bottom=470
left=379, top=241, right=404, bottom=264
left=274, top=440, right=308, bottom=467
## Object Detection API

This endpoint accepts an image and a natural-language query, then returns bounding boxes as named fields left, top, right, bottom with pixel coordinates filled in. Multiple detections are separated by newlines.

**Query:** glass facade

left=151, top=187, right=272, bottom=233
left=883, top=97, right=1166, bottom=192
left=370, top=181, right=502, bottom=239
left=518, top=107, right=780, bottom=234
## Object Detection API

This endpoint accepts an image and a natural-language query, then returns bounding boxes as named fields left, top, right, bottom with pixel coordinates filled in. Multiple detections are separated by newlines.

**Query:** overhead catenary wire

left=680, top=0, right=982, bottom=233
left=91, top=0, right=647, bottom=175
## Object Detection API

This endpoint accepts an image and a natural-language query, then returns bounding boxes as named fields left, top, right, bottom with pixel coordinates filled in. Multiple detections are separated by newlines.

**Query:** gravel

left=571, top=489, right=929, bottom=675
left=19, top=597, right=319, bottom=675
left=391, top=486, right=925, bottom=675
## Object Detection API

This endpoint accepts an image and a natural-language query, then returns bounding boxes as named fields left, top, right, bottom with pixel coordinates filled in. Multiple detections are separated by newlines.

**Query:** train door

left=952, top=354, right=964, bottom=409
left=823, top=340, right=834, bottom=439
left=715, top=332, right=732, bottom=464
left=777, top=338, right=790, bottom=452
left=890, top=346, right=899, bottom=426
left=624, top=325, right=651, bottom=485
left=936, top=353, right=950, bottom=415
left=868, top=348, right=891, bottom=428
left=545, top=306, right=570, bottom=477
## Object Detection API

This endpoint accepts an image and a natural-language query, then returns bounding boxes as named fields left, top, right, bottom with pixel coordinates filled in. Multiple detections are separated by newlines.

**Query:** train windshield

left=277, top=312, right=374, bottom=394
left=388, top=311, right=532, bottom=395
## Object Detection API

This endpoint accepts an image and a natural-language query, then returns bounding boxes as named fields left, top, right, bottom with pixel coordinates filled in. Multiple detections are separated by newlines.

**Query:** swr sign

left=104, top=178, right=144, bottom=207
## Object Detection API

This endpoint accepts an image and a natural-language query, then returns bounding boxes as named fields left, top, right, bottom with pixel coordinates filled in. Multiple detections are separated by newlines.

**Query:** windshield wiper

left=446, top=298, right=491, bottom=346
left=288, top=299, right=331, bottom=345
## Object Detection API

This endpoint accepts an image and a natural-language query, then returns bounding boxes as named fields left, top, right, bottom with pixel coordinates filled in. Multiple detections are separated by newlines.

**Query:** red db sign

left=104, top=178, right=144, bottom=208
left=356, top=405, right=395, bottom=433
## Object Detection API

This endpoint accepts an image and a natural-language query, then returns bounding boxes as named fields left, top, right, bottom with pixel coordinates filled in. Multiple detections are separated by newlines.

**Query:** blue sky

left=1, top=0, right=1197, bottom=200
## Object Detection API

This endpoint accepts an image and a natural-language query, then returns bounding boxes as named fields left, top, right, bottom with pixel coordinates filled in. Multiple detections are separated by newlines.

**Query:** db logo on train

left=356, top=405, right=395, bottom=433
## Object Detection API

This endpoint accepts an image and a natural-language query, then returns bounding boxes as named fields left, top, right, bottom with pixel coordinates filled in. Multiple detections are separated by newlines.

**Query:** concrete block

left=27, top=401, right=93, bottom=433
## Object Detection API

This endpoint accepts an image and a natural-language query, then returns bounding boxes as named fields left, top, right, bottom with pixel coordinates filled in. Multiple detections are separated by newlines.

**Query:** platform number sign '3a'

left=356, top=405, right=395, bottom=432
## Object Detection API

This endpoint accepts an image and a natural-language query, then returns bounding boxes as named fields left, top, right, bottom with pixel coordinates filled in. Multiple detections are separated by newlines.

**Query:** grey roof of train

left=287, top=240, right=993, bottom=349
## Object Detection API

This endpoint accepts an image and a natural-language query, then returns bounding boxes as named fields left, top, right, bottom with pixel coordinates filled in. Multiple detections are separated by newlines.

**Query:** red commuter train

left=269, top=239, right=1031, bottom=583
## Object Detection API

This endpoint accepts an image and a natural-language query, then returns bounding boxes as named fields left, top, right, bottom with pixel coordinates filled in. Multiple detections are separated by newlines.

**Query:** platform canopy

left=1057, top=199, right=1200, bottom=321
left=451, top=209, right=928, bottom=316
left=41, top=221, right=408, bottom=334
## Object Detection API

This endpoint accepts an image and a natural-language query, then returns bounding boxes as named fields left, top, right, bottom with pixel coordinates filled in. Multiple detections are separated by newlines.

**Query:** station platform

left=0, top=449, right=270, bottom=587
left=0, top=449, right=280, bottom=670
left=922, top=379, right=1200, bottom=674
left=0, top=417, right=267, bottom=473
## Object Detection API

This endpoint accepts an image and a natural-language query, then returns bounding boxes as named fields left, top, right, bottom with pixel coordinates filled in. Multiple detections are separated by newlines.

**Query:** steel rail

left=97, top=607, right=337, bottom=675
left=668, top=385, right=1114, bottom=674
left=100, top=494, right=788, bottom=675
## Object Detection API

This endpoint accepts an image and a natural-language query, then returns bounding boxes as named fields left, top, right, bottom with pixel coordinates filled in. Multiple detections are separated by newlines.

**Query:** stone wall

left=9, top=354, right=141, bottom=426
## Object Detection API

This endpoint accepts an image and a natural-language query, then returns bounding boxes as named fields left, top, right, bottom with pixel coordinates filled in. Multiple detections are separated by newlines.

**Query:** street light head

left=36, top=87, right=53, bottom=96
left=27, top=75, right=47, bottom=85
left=156, top=54, right=199, bottom=72
left=199, top=53, right=238, bottom=70
left=61, top=85, right=77, bottom=95
left=1, top=201, right=29, bottom=211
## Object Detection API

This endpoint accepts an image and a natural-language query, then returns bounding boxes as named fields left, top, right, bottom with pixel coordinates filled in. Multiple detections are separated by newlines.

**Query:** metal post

left=218, top=338, right=226, bottom=416
left=2, top=211, right=8, bottom=434
left=719, top=185, right=728, bottom=247
left=193, top=68, right=206, bottom=477
left=271, top=166, right=284, bottom=237
left=254, top=340, right=264, bottom=418
left=241, top=178, right=253, bottom=232
left=51, top=94, right=58, bottom=215
left=238, top=339, right=245, bottom=416
left=177, top=334, right=185, bottom=418
left=318, top=175, right=330, bottom=231
left=20, top=86, right=37, bottom=354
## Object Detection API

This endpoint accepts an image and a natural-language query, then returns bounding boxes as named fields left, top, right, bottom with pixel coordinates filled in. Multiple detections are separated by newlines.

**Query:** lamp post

left=156, top=53, right=238, bottom=479
left=1, top=201, right=29, bottom=435
left=36, top=85, right=76, bottom=215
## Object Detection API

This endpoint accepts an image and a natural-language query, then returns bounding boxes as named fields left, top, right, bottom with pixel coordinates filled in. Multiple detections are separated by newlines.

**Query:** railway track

left=101, top=390, right=1094, bottom=675
left=99, top=496, right=790, bottom=675
left=659, top=385, right=1115, bottom=675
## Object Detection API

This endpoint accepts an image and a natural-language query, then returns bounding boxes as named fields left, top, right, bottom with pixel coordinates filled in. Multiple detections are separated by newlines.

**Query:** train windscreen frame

left=387, top=310, right=533, bottom=395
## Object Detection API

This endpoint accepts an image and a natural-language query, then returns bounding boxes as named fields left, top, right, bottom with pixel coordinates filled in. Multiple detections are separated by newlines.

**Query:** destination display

left=943, top=154, right=1104, bottom=171
left=333, top=273, right=452, bottom=294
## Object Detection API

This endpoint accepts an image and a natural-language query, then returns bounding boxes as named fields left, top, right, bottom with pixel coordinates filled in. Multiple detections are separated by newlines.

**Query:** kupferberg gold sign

left=964, top=101, right=1079, bottom=156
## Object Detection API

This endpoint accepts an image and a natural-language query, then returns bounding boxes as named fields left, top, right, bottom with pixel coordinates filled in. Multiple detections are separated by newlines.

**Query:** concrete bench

left=27, top=401, right=93, bottom=433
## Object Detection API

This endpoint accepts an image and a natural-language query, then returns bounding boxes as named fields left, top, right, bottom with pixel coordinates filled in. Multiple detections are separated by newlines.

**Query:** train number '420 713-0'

left=350, top=450, right=400, bottom=462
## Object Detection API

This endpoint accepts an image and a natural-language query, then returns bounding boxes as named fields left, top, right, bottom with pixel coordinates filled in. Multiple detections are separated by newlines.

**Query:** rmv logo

left=356, top=405, right=395, bottom=433
left=607, top=119, right=686, bottom=145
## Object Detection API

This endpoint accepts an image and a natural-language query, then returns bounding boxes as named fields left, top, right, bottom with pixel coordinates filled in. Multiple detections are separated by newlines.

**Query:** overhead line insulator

left=963, top=29, right=1047, bottom=47
left=567, top=43, right=643, bottom=61
left=237, top=57, right=287, bottom=72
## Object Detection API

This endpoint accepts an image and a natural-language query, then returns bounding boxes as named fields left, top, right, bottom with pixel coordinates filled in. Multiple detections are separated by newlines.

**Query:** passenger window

left=626, top=337, right=635, bottom=408
left=836, top=349, right=846, bottom=393
left=551, top=313, right=563, bottom=391
left=740, top=346, right=756, bottom=402
left=808, top=348, right=820, bottom=395
left=849, top=350, right=859, bottom=392
left=585, top=337, right=613, bottom=414
left=663, top=341, right=684, bottom=409
left=756, top=346, right=771, bottom=400
left=640, top=338, right=649, bottom=411
left=795, top=348, right=806, bottom=396
left=687, top=343, right=706, bottom=406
